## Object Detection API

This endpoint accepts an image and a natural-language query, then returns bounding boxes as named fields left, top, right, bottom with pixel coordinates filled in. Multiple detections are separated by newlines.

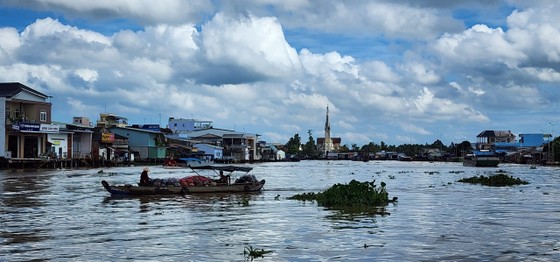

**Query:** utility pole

left=550, top=122, right=556, bottom=164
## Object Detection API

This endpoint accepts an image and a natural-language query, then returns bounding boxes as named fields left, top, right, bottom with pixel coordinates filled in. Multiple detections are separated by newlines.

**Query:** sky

left=1, top=0, right=559, bottom=147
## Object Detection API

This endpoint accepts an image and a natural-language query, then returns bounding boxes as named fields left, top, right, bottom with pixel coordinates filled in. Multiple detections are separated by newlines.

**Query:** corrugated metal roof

left=477, top=130, right=514, bottom=138
left=0, top=82, right=49, bottom=99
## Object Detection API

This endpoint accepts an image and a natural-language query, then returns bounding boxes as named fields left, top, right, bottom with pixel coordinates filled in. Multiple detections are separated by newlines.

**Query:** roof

left=109, top=126, right=162, bottom=134
left=194, top=143, right=223, bottom=150
left=187, top=128, right=250, bottom=138
left=477, top=130, right=515, bottom=138
left=0, top=82, right=49, bottom=99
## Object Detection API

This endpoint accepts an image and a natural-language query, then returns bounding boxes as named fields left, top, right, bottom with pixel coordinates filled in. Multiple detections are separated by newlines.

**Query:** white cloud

left=435, top=24, right=526, bottom=68
left=361, top=61, right=400, bottom=83
left=201, top=13, right=301, bottom=81
left=1, top=2, right=559, bottom=147
left=468, top=86, right=486, bottom=96
left=113, top=25, right=199, bottom=60
left=3, top=0, right=214, bottom=25
left=522, top=67, right=560, bottom=82
left=249, top=1, right=463, bottom=40
left=399, top=122, right=431, bottom=135
left=74, top=68, right=98, bottom=83
left=403, top=62, right=441, bottom=85
left=21, top=17, right=110, bottom=45
left=0, top=27, right=21, bottom=62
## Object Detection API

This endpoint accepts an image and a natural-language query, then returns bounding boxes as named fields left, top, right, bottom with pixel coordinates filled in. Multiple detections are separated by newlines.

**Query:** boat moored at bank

left=463, top=150, right=500, bottom=167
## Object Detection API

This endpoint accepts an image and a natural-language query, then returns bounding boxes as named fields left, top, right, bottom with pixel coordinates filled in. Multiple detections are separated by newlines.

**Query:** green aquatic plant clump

left=288, top=179, right=397, bottom=207
left=244, top=245, right=272, bottom=259
left=458, top=173, right=529, bottom=186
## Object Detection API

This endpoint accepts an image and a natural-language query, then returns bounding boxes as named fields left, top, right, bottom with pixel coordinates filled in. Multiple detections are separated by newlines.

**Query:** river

left=1, top=160, right=559, bottom=261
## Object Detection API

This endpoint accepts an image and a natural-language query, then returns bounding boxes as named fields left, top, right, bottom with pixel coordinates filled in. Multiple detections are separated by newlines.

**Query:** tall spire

left=325, top=105, right=330, bottom=132
left=324, top=105, right=334, bottom=156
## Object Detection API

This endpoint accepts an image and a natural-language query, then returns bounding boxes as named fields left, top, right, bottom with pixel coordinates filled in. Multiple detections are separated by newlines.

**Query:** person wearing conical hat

left=139, top=167, right=151, bottom=186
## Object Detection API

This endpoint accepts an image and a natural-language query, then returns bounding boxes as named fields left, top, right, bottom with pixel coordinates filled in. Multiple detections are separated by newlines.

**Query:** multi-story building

left=97, top=113, right=128, bottom=128
left=0, top=82, right=57, bottom=159
left=475, top=130, right=516, bottom=150
left=168, top=117, right=212, bottom=134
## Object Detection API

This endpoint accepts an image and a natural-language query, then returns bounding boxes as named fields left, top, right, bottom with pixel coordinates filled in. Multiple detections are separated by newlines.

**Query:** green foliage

left=285, top=133, right=302, bottom=155
left=458, top=173, right=529, bottom=186
left=543, top=137, right=560, bottom=162
left=288, top=180, right=397, bottom=207
left=244, top=245, right=272, bottom=260
left=302, top=129, right=321, bottom=158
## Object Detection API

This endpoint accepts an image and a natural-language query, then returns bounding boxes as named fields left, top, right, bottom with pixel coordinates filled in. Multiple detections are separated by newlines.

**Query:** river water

left=1, top=160, right=559, bottom=261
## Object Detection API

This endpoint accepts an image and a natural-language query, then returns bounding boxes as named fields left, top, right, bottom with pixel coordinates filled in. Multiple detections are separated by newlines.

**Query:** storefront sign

left=12, top=123, right=40, bottom=132
left=40, top=124, right=59, bottom=132
left=12, top=123, right=60, bottom=133
left=142, top=124, right=160, bottom=131
left=102, top=133, right=115, bottom=143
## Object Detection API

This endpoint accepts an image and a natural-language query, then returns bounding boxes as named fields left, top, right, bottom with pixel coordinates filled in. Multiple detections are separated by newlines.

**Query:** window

left=40, top=110, right=47, bottom=122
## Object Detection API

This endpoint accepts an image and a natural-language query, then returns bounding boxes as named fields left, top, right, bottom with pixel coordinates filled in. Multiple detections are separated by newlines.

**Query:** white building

left=168, top=118, right=213, bottom=133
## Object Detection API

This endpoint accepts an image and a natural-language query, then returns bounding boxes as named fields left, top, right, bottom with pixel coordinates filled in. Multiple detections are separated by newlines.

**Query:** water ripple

left=2, top=162, right=560, bottom=261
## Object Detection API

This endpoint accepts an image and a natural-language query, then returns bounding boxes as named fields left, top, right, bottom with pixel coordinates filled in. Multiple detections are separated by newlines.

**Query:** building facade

left=168, top=117, right=213, bottom=133
left=0, top=82, right=56, bottom=159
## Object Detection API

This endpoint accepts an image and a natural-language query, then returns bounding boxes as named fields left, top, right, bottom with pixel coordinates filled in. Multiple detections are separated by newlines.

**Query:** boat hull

left=463, top=157, right=500, bottom=167
left=101, top=180, right=265, bottom=196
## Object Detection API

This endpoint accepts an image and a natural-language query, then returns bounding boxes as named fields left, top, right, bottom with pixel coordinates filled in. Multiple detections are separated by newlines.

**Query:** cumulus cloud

left=0, top=27, right=21, bottom=63
left=400, top=122, right=432, bottom=135
left=223, top=1, right=464, bottom=40
left=435, top=24, right=526, bottom=69
left=200, top=13, right=301, bottom=85
left=1, top=0, right=214, bottom=25
left=1, top=1, right=559, bottom=146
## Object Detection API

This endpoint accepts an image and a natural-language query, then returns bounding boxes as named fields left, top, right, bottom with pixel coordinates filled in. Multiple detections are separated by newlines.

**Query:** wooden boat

left=463, top=150, right=500, bottom=167
left=101, top=165, right=265, bottom=196
left=163, top=157, right=213, bottom=169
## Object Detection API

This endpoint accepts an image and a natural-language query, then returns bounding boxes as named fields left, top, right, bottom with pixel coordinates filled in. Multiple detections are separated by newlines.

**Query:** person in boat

left=216, top=170, right=230, bottom=184
left=139, top=167, right=152, bottom=186
left=163, top=157, right=177, bottom=166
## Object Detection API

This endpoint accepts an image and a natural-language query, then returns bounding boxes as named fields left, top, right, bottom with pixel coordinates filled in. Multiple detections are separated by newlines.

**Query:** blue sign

left=141, top=124, right=160, bottom=131
left=12, top=122, right=40, bottom=132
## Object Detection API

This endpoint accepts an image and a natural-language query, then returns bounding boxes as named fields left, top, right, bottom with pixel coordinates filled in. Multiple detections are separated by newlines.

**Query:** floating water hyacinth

left=288, top=179, right=397, bottom=207
left=458, top=173, right=529, bottom=186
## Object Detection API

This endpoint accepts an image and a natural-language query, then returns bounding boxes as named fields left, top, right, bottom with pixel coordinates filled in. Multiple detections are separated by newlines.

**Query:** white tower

left=324, top=105, right=334, bottom=156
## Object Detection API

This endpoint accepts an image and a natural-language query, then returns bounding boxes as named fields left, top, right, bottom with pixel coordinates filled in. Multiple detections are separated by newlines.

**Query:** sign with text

left=12, top=123, right=40, bottom=132
left=142, top=124, right=160, bottom=131
left=40, top=124, right=59, bottom=133
left=102, top=133, right=115, bottom=143
left=12, top=123, right=60, bottom=133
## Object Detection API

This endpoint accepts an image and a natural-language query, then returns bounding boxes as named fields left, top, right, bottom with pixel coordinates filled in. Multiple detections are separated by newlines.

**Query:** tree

left=431, top=139, right=446, bottom=151
left=543, top=136, right=560, bottom=162
left=361, top=142, right=380, bottom=153
left=380, top=141, right=388, bottom=151
left=285, top=133, right=302, bottom=155
left=302, top=129, right=319, bottom=159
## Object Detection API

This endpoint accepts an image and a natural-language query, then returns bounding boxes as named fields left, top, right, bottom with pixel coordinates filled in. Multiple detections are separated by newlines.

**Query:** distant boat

left=163, top=157, right=213, bottom=168
left=463, top=150, right=500, bottom=167
left=397, top=154, right=413, bottom=161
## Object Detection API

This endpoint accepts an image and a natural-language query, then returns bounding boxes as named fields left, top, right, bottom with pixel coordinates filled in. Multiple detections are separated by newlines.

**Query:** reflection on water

left=1, top=162, right=560, bottom=261
left=1, top=171, right=54, bottom=252
left=324, top=206, right=390, bottom=230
